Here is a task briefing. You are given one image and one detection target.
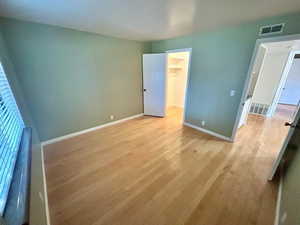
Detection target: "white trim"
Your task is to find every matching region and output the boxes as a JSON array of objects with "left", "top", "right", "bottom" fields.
[
  {"left": 42, "top": 113, "right": 143, "bottom": 146},
  {"left": 231, "top": 33, "right": 300, "bottom": 141},
  {"left": 274, "top": 172, "right": 283, "bottom": 225},
  {"left": 184, "top": 122, "right": 233, "bottom": 142},
  {"left": 41, "top": 148, "right": 51, "bottom": 225},
  {"left": 166, "top": 48, "right": 192, "bottom": 122}
]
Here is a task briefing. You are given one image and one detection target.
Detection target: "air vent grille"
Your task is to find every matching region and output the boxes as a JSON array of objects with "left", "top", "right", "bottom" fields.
[
  {"left": 259, "top": 23, "right": 285, "bottom": 36},
  {"left": 250, "top": 103, "right": 269, "bottom": 116}
]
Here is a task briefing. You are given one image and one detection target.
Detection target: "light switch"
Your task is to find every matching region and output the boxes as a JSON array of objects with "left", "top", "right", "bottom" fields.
[{"left": 230, "top": 90, "right": 236, "bottom": 97}]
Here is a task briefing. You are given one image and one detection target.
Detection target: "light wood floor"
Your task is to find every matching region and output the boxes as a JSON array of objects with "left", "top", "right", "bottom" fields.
[
  {"left": 44, "top": 107, "right": 290, "bottom": 225},
  {"left": 275, "top": 103, "right": 297, "bottom": 121}
]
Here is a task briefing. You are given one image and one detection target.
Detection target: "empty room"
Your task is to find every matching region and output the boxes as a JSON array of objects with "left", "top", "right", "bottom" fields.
[{"left": 0, "top": 1, "right": 300, "bottom": 225}]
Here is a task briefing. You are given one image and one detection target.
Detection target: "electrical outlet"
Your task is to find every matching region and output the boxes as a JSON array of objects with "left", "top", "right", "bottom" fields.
[
  {"left": 110, "top": 115, "right": 114, "bottom": 120},
  {"left": 201, "top": 120, "right": 206, "bottom": 126},
  {"left": 281, "top": 212, "right": 287, "bottom": 224}
]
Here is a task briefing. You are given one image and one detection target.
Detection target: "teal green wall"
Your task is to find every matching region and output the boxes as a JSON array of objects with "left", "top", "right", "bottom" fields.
[
  {"left": 0, "top": 28, "right": 47, "bottom": 225},
  {"left": 2, "top": 14, "right": 300, "bottom": 140},
  {"left": 152, "top": 13, "right": 300, "bottom": 137},
  {"left": 1, "top": 13, "right": 300, "bottom": 225},
  {"left": 0, "top": 18, "right": 150, "bottom": 141}
]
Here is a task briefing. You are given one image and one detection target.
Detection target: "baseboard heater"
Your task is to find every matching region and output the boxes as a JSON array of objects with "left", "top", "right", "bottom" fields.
[
  {"left": 2, "top": 128, "right": 32, "bottom": 225},
  {"left": 249, "top": 103, "right": 269, "bottom": 116}
]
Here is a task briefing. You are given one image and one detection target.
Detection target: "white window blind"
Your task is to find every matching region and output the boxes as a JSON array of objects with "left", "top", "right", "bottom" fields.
[{"left": 0, "top": 62, "right": 24, "bottom": 215}]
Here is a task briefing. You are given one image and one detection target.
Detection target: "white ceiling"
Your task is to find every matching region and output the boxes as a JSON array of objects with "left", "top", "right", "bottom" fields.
[{"left": 0, "top": 0, "right": 300, "bottom": 41}]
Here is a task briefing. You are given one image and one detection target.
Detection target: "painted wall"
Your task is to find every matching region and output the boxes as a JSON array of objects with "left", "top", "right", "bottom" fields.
[
  {"left": 279, "top": 59, "right": 300, "bottom": 105},
  {"left": 252, "top": 48, "right": 290, "bottom": 105},
  {"left": 166, "top": 70, "right": 177, "bottom": 107},
  {"left": 1, "top": 13, "right": 300, "bottom": 225},
  {"left": 0, "top": 18, "right": 150, "bottom": 141},
  {"left": 0, "top": 29, "right": 47, "bottom": 225},
  {"left": 151, "top": 13, "right": 300, "bottom": 137}
]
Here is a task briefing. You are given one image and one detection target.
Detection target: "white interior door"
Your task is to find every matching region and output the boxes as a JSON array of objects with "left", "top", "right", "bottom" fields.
[
  {"left": 238, "top": 97, "right": 252, "bottom": 128},
  {"left": 143, "top": 53, "right": 167, "bottom": 117},
  {"left": 269, "top": 100, "right": 300, "bottom": 180}
]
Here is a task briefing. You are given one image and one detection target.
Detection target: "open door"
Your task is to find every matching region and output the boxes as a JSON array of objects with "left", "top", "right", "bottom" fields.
[
  {"left": 143, "top": 53, "right": 167, "bottom": 117},
  {"left": 238, "top": 97, "right": 252, "bottom": 128},
  {"left": 269, "top": 100, "right": 300, "bottom": 180}
]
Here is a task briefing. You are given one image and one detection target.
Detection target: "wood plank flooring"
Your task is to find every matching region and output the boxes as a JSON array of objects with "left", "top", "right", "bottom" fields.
[
  {"left": 276, "top": 103, "right": 297, "bottom": 121},
  {"left": 44, "top": 107, "right": 290, "bottom": 225}
]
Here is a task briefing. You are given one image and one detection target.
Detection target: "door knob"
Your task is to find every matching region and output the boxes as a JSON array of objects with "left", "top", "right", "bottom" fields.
[{"left": 285, "top": 122, "right": 300, "bottom": 128}]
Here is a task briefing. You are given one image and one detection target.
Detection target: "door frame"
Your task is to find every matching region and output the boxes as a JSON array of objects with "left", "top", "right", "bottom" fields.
[
  {"left": 231, "top": 34, "right": 300, "bottom": 141},
  {"left": 268, "top": 50, "right": 300, "bottom": 117},
  {"left": 165, "top": 48, "right": 192, "bottom": 122}
]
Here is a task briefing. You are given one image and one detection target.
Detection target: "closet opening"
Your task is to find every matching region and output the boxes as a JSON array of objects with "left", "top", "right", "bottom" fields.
[{"left": 166, "top": 50, "right": 191, "bottom": 122}]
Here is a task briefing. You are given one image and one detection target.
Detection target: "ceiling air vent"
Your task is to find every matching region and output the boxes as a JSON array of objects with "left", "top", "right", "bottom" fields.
[{"left": 259, "top": 23, "right": 285, "bottom": 36}]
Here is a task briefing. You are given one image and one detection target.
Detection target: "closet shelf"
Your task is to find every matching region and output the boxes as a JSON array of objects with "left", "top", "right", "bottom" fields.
[
  {"left": 170, "top": 56, "right": 185, "bottom": 60},
  {"left": 168, "top": 65, "right": 182, "bottom": 69}
]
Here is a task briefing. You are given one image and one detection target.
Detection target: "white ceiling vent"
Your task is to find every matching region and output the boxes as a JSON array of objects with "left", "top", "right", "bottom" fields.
[{"left": 259, "top": 23, "right": 285, "bottom": 36}]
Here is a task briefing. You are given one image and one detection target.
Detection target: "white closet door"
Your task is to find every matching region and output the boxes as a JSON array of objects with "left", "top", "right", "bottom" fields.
[{"left": 143, "top": 53, "right": 167, "bottom": 117}]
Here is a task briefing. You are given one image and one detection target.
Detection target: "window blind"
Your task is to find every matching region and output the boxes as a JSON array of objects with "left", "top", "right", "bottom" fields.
[{"left": 0, "top": 62, "right": 24, "bottom": 216}]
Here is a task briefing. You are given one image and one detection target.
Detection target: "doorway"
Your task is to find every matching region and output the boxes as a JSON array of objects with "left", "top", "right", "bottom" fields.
[
  {"left": 238, "top": 40, "right": 300, "bottom": 126},
  {"left": 232, "top": 35, "right": 300, "bottom": 180},
  {"left": 143, "top": 49, "right": 191, "bottom": 123},
  {"left": 276, "top": 53, "right": 300, "bottom": 121},
  {"left": 166, "top": 50, "right": 191, "bottom": 120}
]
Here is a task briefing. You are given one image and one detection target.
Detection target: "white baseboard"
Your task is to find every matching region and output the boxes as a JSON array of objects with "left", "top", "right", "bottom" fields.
[
  {"left": 41, "top": 148, "right": 51, "bottom": 225},
  {"left": 41, "top": 113, "right": 144, "bottom": 146},
  {"left": 274, "top": 173, "right": 283, "bottom": 225},
  {"left": 183, "top": 122, "right": 233, "bottom": 142}
]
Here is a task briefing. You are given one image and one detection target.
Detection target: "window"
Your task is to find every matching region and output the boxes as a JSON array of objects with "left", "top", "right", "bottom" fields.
[{"left": 0, "top": 62, "right": 24, "bottom": 215}]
